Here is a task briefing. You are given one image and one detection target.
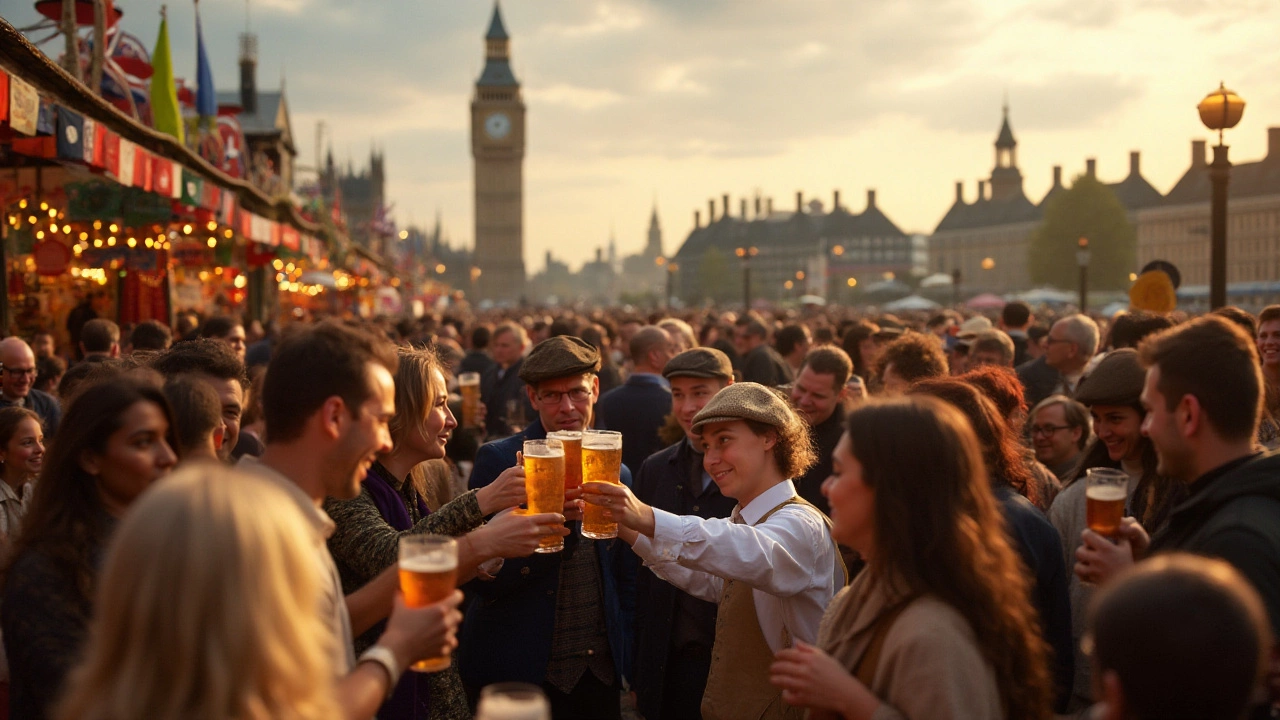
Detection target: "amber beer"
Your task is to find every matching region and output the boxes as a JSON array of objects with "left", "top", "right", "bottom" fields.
[
  {"left": 459, "top": 372, "right": 481, "bottom": 428},
  {"left": 1086, "top": 467, "right": 1128, "bottom": 540},
  {"left": 582, "top": 430, "right": 623, "bottom": 539},
  {"left": 523, "top": 439, "right": 566, "bottom": 553},
  {"left": 398, "top": 535, "right": 458, "bottom": 672},
  {"left": 547, "top": 431, "right": 583, "bottom": 491}
]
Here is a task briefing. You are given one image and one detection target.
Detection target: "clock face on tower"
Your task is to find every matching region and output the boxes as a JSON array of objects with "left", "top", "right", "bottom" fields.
[{"left": 485, "top": 113, "right": 511, "bottom": 140}]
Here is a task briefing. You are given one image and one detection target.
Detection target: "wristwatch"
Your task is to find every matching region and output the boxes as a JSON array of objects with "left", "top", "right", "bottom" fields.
[{"left": 358, "top": 644, "right": 401, "bottom": 699}]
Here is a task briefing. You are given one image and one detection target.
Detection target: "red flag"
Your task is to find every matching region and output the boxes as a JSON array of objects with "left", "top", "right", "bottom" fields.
[
  {"left": 103, "top": 131, "right": 120, "bottom": 176},
  {"left": 281, "top": 225, "right": 300, "bottom": 251},
  {"left": 133, "top": 147, "right": 152, "bottom": 191},
  {"left": 0, "top": 69, "right": 8, "bottom": 123},
  {"left": 152, "top": 155, "right": 174, "bottom": 197}
]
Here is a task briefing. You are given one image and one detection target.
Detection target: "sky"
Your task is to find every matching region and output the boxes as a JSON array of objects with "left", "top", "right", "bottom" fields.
[{"left": 5, "top": 0, "right": 1280, "bottom": 273}]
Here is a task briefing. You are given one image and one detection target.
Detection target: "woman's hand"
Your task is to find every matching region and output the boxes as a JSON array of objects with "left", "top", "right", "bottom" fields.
[
  {"left": 1075, "top": 520, "right": 1144, "bottom": 586},
  {"left": 472, "top": 507, "right": 567, "bottom": 559},
  {"left": 581, "top": 481, "right": 656, "bottom": 538},
  {"left": 770, "top": 642, "right": 880, "bottom": 719},
  {"left": 476, "top": 452, "right": 527, "bottom": 516}
]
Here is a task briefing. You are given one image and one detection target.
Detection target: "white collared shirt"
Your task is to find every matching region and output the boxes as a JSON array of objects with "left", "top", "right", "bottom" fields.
[{"left": 632, "top": 479, "right": 839, "bottom": 653}]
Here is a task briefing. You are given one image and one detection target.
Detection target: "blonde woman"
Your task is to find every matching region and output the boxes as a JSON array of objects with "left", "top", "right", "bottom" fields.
[{"left": 58, "top": 465, "right": 342, "bottom": 720}]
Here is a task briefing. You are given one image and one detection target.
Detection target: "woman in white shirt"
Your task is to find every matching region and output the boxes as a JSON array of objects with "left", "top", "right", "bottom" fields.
[{"left": 583, "top": 382, "right": 842, "bottom": 720}]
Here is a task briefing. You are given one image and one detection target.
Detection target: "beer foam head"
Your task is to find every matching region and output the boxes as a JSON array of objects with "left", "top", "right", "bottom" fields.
[
  {"left": 477, "top": 695, "right": 549, "bottom": 720},
  {"left": 523, "top": 446, "right": 564, "bottom": 458},
  {"left": 1086, "top": 484, "right": 1127, "bottom": 502},
  {"left": 582, "top": 430, "right": 622, "bottom": 449},
  {"left": 401, "top": 553, "right": 458, "bottom": 573},
  {"left": 547, "top": 430, "right": 582, "bottom": 442}
]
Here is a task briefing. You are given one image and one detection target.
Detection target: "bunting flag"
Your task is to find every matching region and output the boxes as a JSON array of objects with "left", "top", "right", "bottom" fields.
[
  {"left": 0, "top": 69, "right": 8, "bottom": 122},
  {"left": 103, "top": 131, "right": 121, "bottom": 177},
  {"left": 117, "top": 139, "right": 136, "bottom": 185},
  {"left": 35, "top": 100, "right": 55, "bottom": 135},
  {"left": 180, "top": 169, "right": 202, "bottom": 206},
  {"left": 152, "top": 155, "right": 176, "bottom": 197},
  {"left": 194, "top": 0, "right": 217, "bottom": 120},
  {"left": 149, "top": 11, "right": 184, "bottom": 143},
  {"left": 8, "top": 75, "right": 38, "bottom": 135},
  {"left": 56, "top": 108, "right": 85, "bottom": 162},
  {"left": 132, "top": 146, "right": 152, "bottom": 191}
]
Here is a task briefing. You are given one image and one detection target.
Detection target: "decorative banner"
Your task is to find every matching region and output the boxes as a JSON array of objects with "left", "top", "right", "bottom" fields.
[
  {"left": 152, "top": 155, "right": 175, "bottom": 197},
  {"left": 179, "top": 168, "right": 202, "bottom": 205},
  {"left": 8, "top": 75, "right": 38, "bottom": 135},
  {"left": 200, "top": 182, "right": 220, "bottom": 212},
  {"left": 218, "top": 190, "right": 237, "bottom": 225},
  {"left": 0, "top": 69, "right": 8, "bottom": 122},
  {"left": 56, "top": 107, "right": 85, "bottom": 162},
  {"left": 117, "top": 139, "right": 136, "bottom": 185},
  {"left": 103, "top": 131, "right": 121, "bottom": 176},
  {"left": 66, "top": 180, "right": 124, "bottom": 221},
  {"left": 10, "top": 136, "right": 56, "bottom": 158},
  {"left": 122, "top": 186, "right": 172, "bottom": 227},
  {"left": 83, "top": 118, "right": 106, "bottom": 167},
  {"left": 35, "top": 99, "right": 54, "bottom": 135},
  {"left": 32, "top": 239, "right": 71, "bottom": 276},
  {"left": 132, "top": 146, "right": 152, "bottom": 191},
  {"left": 281, "top": 224, "right": 299, "bottom": 252}
]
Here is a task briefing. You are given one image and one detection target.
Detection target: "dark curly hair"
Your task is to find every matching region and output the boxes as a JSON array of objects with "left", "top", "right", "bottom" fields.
[{"left": 874, "top": 332, "right": 948, "bottom": 385}]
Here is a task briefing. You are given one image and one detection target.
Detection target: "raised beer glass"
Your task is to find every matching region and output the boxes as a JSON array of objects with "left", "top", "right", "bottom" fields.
[
  {"left": 476, "top": 682, "right": 551, "bottom": 720},
  {"left": 459, "top": 372, "right": 481, "bottom": 428},
  {"left": 523, "top": 438, "right": 566, "bottom": 553},
  {"left": 582, "top": 429, "right": 623, "bottom": 539},
  {"left": 398, "top": 535, "right": 458, "bottom": 672},
  {"left": 546, "top": 430, "right": 583, "bottom": 491},
  {"left": 1086, "top": 467, "right": 1128, "bottom": 540}
]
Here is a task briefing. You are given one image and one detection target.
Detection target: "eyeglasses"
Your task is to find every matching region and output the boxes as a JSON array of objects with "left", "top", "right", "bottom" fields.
[
  {"left": 535, "top": 388, "right": 591, "bottom": 407},
  {"left": 1030, "top": 424, "right": 1072, "bottom": 437},
  {"left": 0, "top": 367, "right": 36, "bottom": 377}
]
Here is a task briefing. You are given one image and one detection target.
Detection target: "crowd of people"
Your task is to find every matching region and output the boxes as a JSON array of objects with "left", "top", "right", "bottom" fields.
[{"left": 0, "top": 297, "right": 1276, "bottom": 720}]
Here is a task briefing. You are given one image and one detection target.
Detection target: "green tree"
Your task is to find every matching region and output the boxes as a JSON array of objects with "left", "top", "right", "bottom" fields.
[{"left": 1029, "top": 174, "right": 1136, "bottom": 291}]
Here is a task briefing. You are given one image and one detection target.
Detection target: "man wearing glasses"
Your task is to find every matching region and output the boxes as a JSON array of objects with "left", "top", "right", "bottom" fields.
[
  {"left": 463, "top": 335, "right": 635, "bottom": 720},
  {"left": 1017, "top": 314, "right": 1100, "bottom": 407},
  {"left": 0, "top": 337, "right": 61, "bottom": 437},
  {"left": 1029, "top": 395, "right": 1091, "bottom": 482}
]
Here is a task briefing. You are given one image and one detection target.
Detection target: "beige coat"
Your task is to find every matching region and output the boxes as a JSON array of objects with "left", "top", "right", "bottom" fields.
[{"left": 815, "top": 573, "right": 1004, "bottom": 720}]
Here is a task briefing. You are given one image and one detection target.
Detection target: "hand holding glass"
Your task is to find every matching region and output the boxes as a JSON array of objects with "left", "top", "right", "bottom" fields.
[{"left": 398, "top": 535, "right": 458, "bottom": 672}]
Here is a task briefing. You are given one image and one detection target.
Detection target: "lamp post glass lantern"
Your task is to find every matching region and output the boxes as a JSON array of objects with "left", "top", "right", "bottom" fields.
[
  {"left": 735, "top": 246, "right": 757, "bottom": 309},
  {"left": 1076, "top": 237, "right": 1091, "bottom": 312},
  {"left": 1197, "top": 82, "right": 1246, "bottom": 310}
]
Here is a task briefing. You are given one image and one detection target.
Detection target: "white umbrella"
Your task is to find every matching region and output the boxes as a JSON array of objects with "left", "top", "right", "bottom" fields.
[
  {"left": 883, "top": 294, "right": 941, "bottom": 311},
  {"left": 919, "top": 272, "right": 955, "bottom": 288},
  {"left": 799, "top": 294, "right": 827, "bottom": 306}
]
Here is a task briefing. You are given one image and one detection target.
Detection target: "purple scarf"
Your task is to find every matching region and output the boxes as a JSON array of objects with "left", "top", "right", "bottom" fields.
[{"left": 363, "top": 462, "right": 431, "bottom": 531}]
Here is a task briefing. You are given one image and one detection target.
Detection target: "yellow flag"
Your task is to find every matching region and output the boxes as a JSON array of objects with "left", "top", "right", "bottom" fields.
[{"left": 150, "top": 11, "right": 184, "bottom": 144}]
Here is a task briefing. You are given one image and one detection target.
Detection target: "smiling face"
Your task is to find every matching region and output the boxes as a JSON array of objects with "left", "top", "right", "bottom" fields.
[
  {"left": 85, "top": 400, "right": 177, "bottom": 517},
  {"left": 404, "top": 368, "right": 458, "bottom": 461},
  {"left": 0, "top": 417, "right": 44, "bottom": 485},
  {"left": 1140, "top": 365, "right": 1193, "bottom": 482},
  {"left": 790, "top": 366, "right": 842, "bottom": 427},
  {"left": 330, "top": 363, "right": 396, "bottom": 500},
  {"left": 700, "top": 419, "right": 775, "bottom": 503},
  {"left": 1030, "top": 402, "right": 1083, "bottom": 467},
  {"left": 1258, "top": 320, "right": 1280, "bottom": 371},
  {"left": 196, "top": 374, "right": 243, "bottom": 462},
  {"left": 1090, "top": 403, "right": 1145, "bottom": 465},
  {"left": 0, "top": 341, "right": 36, "bottom": 401},
  {"left": 670, "top": 376, "right": 728, "bottom": 441},
  {"left": 822, "top": 432, "right": 875, "bottom": 556}
]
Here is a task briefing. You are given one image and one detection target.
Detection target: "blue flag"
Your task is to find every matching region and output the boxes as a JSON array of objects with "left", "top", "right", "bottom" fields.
[{"left": 195, "top": 1, "right": 217, "bottom": 119}]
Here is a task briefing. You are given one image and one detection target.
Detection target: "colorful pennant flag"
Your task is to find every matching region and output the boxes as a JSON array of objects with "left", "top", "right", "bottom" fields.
[
  {"left": 117, "top": 139, "right": 136, "bottom": 185},
  {"left": 194, "top": 0, "right": 217, "bottom": 121},
  {"left": 150, "top": 10, "right": 184, "bottom": 143},
  {"left": 56, "top": 107, "right": 85, "bottom": 162},
  {"left": 8, "top": 75, "right": 38, "bottom": 136}
]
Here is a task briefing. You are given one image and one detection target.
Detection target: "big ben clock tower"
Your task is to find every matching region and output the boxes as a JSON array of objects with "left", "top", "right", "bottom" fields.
[{"left": 471, "top": 2, "right": 526, "bottom": 302}]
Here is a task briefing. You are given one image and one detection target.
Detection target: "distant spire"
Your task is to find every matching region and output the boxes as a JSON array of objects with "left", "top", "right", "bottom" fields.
[
  {"left": 486, "top": 2, "right": 509, "bottom": 41},
  {"left": 995, "top": 99, "right": 1016, "bottom": 149}
]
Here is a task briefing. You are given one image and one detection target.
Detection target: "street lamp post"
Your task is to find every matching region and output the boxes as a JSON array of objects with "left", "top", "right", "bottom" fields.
[
  {"left": 951, "top": 268, "right": 961, "bottom": 307},
  {"left": 735, "top": 246, "right": 758, "bottom": 309},
  {"left": 1197, "top": 82, "right": 1246, "bottom": 310},
  {"left": 666, "top": 262, "right": 678, "bottom": 308},
  {"left": 1077, "top": 237, "right": 1091, "bottom": 312}
]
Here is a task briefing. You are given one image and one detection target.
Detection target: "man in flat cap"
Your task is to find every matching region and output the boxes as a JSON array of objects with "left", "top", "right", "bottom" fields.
[
  {"left": 630, "top": 348, "right": 737, "bottom": 720},
  {"left": 461, "top": 335, "right": 635, "bottom": 719}
]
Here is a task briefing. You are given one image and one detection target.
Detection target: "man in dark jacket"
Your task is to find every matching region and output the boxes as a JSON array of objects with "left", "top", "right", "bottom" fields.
[
  {"left": 1076, "top": 316, "right": 1280, "bottom": 717},
  {"left": 1016, "top": 314, "right": 1099, "bottom": 407},
  {"left": 460, "top": 324, "right": 497, "bottom": 377},
  {"left": 733, "top": 315, "right": 793, "bottom": 387},
  {"left": 463, "top": 336, "right": 634, "bottom": 719},
  {"left": 481, "top": 322, "right": 535, "bottom": 438},
  {"left": 788, "top": 346, "right": 852, "bottom": 516},
  {"left": 598, "top": 326, "right": 673, "bottom": 473},
  {"left": 631, "top": 348, "right": 736, "bottom": 720}
]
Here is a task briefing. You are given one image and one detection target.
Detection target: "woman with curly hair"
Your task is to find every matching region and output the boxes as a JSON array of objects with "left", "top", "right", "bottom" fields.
[
  {"left": 582, "top": 382, "right": 843, "bottom": 720},
  {"left": 769, "top": 397, "right": 1054, "bottom": 719}
]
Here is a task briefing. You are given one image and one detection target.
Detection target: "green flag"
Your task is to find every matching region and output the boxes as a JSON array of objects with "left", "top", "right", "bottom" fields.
[{"left": 150, "top": 11, "right": 184, "bottom": 144}]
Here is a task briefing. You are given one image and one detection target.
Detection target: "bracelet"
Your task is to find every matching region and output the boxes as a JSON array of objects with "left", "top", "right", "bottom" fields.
[{"left": 358, "top": 644, "right": 401, "bottom": 700}]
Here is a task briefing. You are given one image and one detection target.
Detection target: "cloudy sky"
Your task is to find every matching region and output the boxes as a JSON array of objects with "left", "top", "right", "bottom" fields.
[{"left": 6, "top": 0, "right": 1279, "bottom": 272}]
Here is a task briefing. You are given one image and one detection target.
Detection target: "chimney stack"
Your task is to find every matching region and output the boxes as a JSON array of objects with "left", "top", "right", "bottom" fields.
[
  {"left": 1129, "top": 151, "right": 1141, "bottom": 176},
  {"left": 754, "top": 197, "right": 762, "bottom": 216},
  {"left": 708, "top": 199, "right": 716, "bottom": 223},
  {"left": 1192, "top": 140, "right": 1207, "bottom": 168},
  {"left": 596, "top": 247, "right": 603, "bottom": 262},
  {"left": 694, "top": 210, "right": 701, "bottom": 228},
  {"left": 977, "top": 180, "right": 987, "bottom": 201},
  {"left": 1086, "top": 158, "right": 1097, "bottom": 178},
  {"left": 833, "top": 189, "right": 841, "bottom": 210},
  {"left": 955, "top": 181, "right": 964, "bottom": 203},
  {"left": 866, "top": 189, "right": 877, "bottom": 209},
  {"left": 796, "top": 191, "right": 804, "bottom": 213},
  {"left": 1268, "top": 127, "right": 1280, "bottom": 160},
  {"left": 722, "top": 193, "right": 730, "bottom": 219},
  {"left": 1053, "top": 165, "right": 1062, "bottom": 187},
  {"left": 740, "top": 198, "right": 748, "bottom": 219},
  {"left": 767, "top": 197, "right": 774, "bottom": 215}
]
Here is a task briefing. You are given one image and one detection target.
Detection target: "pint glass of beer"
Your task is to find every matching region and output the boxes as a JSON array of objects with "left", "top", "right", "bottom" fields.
[
  {"left": 523, "top": 439, "right": 566, "bottom": 553},
  {"left": 1085, "top": 467, "right": 1128, "bottom": 540},
  {"left": 476, "top": 683, "right": 551, "bottom": 720},
  {"left": 398, "top": 535, "right": 459, "bottom": 672},
  {"left": 582, "top": 430, "right": 623, "bottom": 539},
  {"left": 459, "top": 372, "right": 481, "bottom": 428},
  {"left": 547, "top": 430, "right": 583, "bottom": 491}
]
